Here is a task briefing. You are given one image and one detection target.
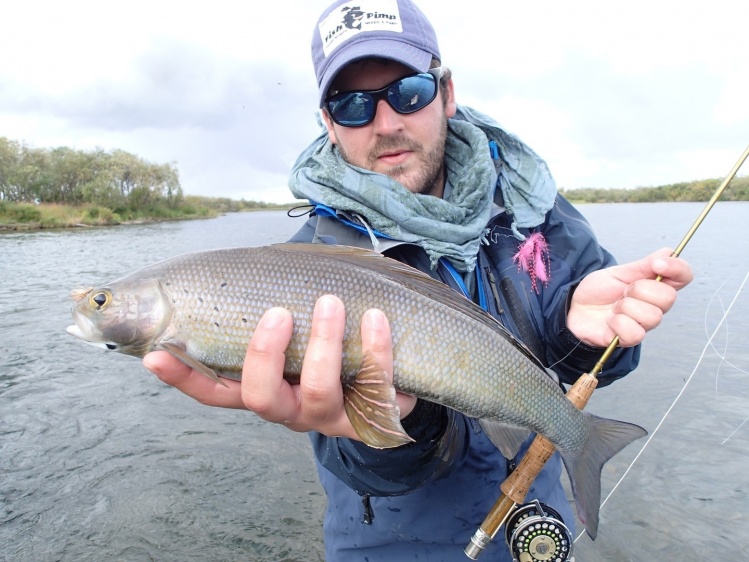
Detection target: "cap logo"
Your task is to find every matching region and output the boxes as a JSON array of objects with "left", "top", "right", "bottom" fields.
[{"left": 318, "top": 0, "right": 403, "bottom": 57}]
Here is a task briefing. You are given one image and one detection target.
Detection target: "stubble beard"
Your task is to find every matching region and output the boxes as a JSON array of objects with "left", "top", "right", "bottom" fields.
[{"left": 338, "top": 117, "right": 449, "bottom": 197}]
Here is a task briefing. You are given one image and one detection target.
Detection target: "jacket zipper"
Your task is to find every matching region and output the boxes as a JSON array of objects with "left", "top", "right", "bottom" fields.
[
  {"left": 361, "top": 494, "right": 374, "bottom": 524},
  {"left": 484, "top": 267, "right": 503, "bottom": 314}
]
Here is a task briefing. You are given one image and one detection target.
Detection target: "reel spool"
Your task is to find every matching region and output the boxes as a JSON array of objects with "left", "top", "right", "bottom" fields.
[{"left": 504, "top": 500, "right": 573, "bottom": 562}]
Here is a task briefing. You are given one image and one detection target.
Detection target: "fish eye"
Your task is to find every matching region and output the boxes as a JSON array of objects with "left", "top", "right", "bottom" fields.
[{"left": 89, "top": 290, "right": 112, "bottom": 310}]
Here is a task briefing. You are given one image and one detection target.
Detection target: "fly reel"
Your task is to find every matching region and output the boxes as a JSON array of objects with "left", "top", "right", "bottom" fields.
[{"left": 504, "top": 500, "right": 573, "bottom": 562}]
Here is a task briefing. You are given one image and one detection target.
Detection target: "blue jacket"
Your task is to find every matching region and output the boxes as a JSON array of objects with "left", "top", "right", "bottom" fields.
[{"left": 288, "top": 194, "right": 640, "bottom": 561}]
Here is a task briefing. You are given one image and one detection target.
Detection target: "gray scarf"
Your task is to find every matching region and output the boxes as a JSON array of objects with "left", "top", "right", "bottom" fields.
[{"left": 288, "top": 105, "right": 556, "bottom": 272}]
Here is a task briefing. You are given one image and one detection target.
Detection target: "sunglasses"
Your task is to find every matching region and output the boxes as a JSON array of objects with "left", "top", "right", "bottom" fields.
[{"left": 324, "top": 67, "right": 444, "bottom": 127}]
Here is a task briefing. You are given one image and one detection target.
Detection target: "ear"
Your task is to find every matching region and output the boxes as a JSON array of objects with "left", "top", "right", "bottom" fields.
[
  {"left": 443, "top": 77, "right": 457, "bottom": 119},
  {"left": 320, "top": 109, "right": 339, "bottom": 145}
]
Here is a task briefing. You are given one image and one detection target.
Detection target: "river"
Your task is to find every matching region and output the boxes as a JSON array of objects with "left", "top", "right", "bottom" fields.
[{"left": 1, "top": 203, "right": 747, "bottom": 561}]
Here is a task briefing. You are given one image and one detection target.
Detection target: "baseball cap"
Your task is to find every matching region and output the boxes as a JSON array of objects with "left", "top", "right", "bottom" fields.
[{"left": 312, "top": 0, "right": 441, "bottom": 107}]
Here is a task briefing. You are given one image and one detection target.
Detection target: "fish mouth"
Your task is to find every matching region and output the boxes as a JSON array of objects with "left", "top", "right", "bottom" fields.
[
  {"left": 66, "top": 323, "right": 87, "bottom": 340},
  {"left": 66, "top": 314, "right": 119, "bottom": 351}
]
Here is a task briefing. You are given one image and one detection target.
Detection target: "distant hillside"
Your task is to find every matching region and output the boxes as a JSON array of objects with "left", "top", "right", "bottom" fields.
[{"left": 559, "top": 176, "right": 749, "bottom": 203}]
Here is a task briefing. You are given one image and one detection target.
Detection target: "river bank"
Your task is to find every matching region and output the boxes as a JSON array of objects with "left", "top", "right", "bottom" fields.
[{"left": 0, "top": 201, "right": 297, "bottom": 231}]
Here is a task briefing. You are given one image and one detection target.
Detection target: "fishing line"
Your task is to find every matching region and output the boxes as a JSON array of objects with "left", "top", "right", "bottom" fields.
[
  {"left": 722, "top": 418, "right": 749, "bottom": 445},
  {"left": 465, "top": 146, "right": 749, "bottom": 559},
  {"left": 573, "top": 269, "right": 749, "bottom": 543},
  {"left": 707, "top": 277, "right": 749, "bottom": 381},
  {"left": 708, "top": 278, "right": 731, "bottom": 396},
  {"left": 712, "top": 272, "right": 749, "bottom": 444},
  {"left": 547, "top": 339, "right": 583, "bottom": 370}
]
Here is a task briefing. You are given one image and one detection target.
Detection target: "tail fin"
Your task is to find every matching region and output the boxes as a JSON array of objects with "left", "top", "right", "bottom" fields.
[{"left": 560, "top": 413, "right": 647, "bottom": 540}]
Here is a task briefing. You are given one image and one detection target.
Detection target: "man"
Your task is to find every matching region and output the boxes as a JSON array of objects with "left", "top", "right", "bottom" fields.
[{"left": 144, "top": 1, "right": 693, "bottom": 560}]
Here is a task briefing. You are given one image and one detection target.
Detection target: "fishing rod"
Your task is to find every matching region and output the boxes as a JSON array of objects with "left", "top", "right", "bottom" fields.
[{"left": 464, "top": 145, "right": 749, "bottom": 562}]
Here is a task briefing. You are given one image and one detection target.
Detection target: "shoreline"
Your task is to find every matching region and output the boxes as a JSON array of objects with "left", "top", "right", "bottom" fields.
[
  {"left": 0, "top": 216, "right": 210, "bottom": 232},
  {"left": 0, "top": 206, "right": 298, "bottom": 233}
]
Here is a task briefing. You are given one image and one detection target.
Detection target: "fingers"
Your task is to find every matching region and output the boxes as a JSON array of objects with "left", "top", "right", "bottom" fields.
[
  {"left": 608, "top": 269, "right": 683, "bottom": 346},
  {"left": 146, "top": 295, "right": 405, "bottom": 441},
  {"left": 144, "top": 350, "right": 192, "bottom": 385},
  {"left": 608, "top": 248, "right": 692, "bottom": 289},
  {"left": 649, "top": 250, "right": 693, "bottom": 289},
  {"left": 361, "top": 308, "right": 392, "bottom": 375},
  {"left": 363, "top": 308, "right": 417, "bottom": 418},
  {"left": 143, "top": 351, "right": 246, "bottom": 409},
  {"left": 569, "top": 246, "right": 694, "bottom": 347},
  {"left": 241, "top": 295, "right": 354, "bottom": 438},
  {"left": 297, "top": 295, "right": 347, "bottom": 426},
  {"left": 625, "top": 276, "right": 677, "bottom": 315},
  {"left": 610, "top": 292, "right": 662, "bottom": 347},
  {"left": 240, "top": 306, "right": 298, "bottom": 423}
]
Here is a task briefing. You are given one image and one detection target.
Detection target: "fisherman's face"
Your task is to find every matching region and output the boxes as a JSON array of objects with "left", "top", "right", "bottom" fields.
[{"left": 321, "top": 59, "right": 456, "bottom": 198}]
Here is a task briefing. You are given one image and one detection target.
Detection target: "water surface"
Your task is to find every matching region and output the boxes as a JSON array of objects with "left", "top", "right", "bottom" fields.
[{"left": 1, "top": 203, "right": 747, "bottom": 561}]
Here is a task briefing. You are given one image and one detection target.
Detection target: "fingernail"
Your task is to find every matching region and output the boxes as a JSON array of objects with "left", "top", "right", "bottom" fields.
[
  {"left": 259, "top": 307, "right": 285, "bottom": 330},
  {"left": 315, "top": 295, "right": 339, "bottom": 319},
  {"left": 363, "top": 309, "right": 386, "bottom": 331},
  {"left": 653, "top": 258, "right": 667, "bottom": 271}
]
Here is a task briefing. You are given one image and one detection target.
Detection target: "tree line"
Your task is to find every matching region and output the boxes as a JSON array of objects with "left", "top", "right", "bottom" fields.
[
  {"left": 0, "top": 137, "right": 183, "bottom": 213},
  {"left": 560, "top": 176, "right": 749, "bottom": 203},
  {"left": 2, "top": 135, "right": 745, "bottom": 224}
]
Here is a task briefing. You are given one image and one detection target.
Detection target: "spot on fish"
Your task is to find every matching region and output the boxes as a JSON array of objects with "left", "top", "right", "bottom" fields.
[
  {"left": 242, "top": 318, "right": 248, "bottom": 323},
  {"left": 214, "top": 322, "right": 220, "bottom": 327},
  {"left": 214, "top": 306, "right": 219, "bottom": 312},
  {"left": 221, "top": 282, "right": 227, "bottom": 288},
  {"left": 198, "top": 297, "right": 203, "bottom": 303}
]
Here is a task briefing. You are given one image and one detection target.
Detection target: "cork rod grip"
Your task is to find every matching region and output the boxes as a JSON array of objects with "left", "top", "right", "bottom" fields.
[{"left": 500, "top": 373, "right": 599, "bottom": 504}]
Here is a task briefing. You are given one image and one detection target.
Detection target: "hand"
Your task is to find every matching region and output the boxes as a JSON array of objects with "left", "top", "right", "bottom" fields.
[
  {"left": 567, "top": 248, "right": 693, "bottom": 348},
  {"left": 143, "top": 295, "right": 417, "bottom": 440}
]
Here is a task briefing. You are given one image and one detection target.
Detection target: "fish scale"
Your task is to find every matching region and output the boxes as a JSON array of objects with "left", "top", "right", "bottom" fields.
[
  {"left": 161, "top": 246, "right": 571, "bottom": 440},
  {"left": 67, "top": 242, "right": 647, "bottom": 538}
]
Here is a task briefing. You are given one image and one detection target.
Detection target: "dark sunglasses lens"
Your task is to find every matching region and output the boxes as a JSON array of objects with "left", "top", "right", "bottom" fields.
[
  {"left": 327, "top": 72, "right": 438, "bottom": 126},
  {"left": 327, "top": 93, "right": 375, "bottom": 127},
  {"left": 388, "top": 73, "right": 437, "bottom": 114}
]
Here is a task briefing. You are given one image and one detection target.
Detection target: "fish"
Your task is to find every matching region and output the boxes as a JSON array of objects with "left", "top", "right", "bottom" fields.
[{"left": 66, "top": 242, "right": 646, "bottom": 539}]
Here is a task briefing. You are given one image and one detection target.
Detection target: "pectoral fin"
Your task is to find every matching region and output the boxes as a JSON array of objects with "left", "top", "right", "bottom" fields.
[
  {"left": 343, "top": 351, "right": 414, "bottom": 449},
  {"left": 479, "top": 419, "right": 530, "bottom": 459},
  {"left": 160, "top": 341, "right": 228, "bottom": 388}
]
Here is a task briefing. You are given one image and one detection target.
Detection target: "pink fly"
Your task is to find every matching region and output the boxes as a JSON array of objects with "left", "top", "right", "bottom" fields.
[{"left": 512, "top": 232, "right": 550, "bottom": 293}]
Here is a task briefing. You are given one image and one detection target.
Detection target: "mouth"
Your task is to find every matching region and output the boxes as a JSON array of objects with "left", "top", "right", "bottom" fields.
[
  {"left": 376, "top": 149, "right": 412, "bottom": 166},
  {"left": 66, "top": 323, "right": 87, "bottom": 340},
  {"left": 67, "top": 313, "right": 118, "bottom": 350}
]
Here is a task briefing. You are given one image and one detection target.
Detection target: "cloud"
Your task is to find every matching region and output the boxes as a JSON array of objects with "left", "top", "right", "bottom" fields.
[
  {"left": 1, "top": 0, "right": 747, "bottom": 202},
  {"left": 0, "top": 37, "right": 323, "bottom": 202}
]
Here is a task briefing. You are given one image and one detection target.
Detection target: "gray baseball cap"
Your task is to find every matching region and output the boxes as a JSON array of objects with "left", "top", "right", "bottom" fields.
[{"left": 312, "top": 0, "right": 441, "bottom": 107}]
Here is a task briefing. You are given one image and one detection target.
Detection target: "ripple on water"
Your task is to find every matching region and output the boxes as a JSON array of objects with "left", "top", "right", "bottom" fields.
[{"left": 8, "top": 207, "right": 747, "bottom": 561}]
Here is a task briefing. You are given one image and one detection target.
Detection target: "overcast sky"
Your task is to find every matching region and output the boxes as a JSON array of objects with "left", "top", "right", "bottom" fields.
[{"left": 1, "top": 0, "right": 747, "bottom": 203}]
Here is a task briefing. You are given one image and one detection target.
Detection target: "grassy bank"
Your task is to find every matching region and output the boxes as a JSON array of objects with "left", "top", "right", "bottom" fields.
[
  {"left": 0, "top": 201, "right": 219, "bottom": 231},
  {"left": 0, "top": 197, "right": 300, "bottom": 231}
]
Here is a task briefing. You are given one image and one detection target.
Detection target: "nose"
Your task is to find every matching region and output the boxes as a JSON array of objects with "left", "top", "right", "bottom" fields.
[{"left": 370, "top": 99, "right": 404, "bottom": 135}]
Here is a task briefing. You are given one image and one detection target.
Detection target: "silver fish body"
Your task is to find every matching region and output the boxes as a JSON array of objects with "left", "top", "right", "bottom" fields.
[{"left": 67, "top": 243, "right": 646, "bottom": 538}]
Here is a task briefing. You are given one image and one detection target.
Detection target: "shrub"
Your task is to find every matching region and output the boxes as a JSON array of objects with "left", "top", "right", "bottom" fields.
[
  {"left": 39, "top": 216, "right": 62, "bottom": 228},
  {"left": 13, "top": 204, "right": 42, "bottom": 222}
]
